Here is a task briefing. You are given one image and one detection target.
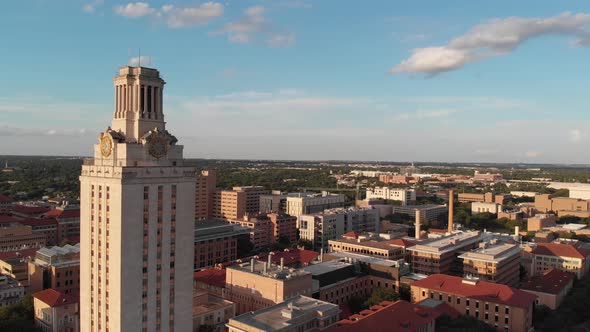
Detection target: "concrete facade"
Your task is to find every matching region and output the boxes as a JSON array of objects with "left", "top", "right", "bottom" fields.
[{"left": 80, "top": 66, "right": 195, "bottom": 332}]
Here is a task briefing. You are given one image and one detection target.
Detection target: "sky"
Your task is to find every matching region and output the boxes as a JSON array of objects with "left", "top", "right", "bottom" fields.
[{"left": 1, "top": 1, "right": 590, "bottom": 163}]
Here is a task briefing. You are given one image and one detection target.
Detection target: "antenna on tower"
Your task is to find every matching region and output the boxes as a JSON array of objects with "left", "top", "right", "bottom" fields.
[{"left": 138, "top": 48, "right": 141, "bottom": 67}]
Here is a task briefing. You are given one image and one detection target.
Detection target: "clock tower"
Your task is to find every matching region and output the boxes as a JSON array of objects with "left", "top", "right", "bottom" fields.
[{"left": 80, "top": 66, "right": 195, "bottom": 332}]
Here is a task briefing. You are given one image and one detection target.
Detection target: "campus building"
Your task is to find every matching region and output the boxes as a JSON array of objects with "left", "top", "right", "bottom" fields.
[
  {"left": 411, "top": 274, "right": 536, "bottom": 332},
  {"left": 458, "top": 240, "right": 521, "bottom": 287},
  {"left": 298, "top": 207, "right": 380, "bottom": 250},
  {"left": 79, "top": 65, "right": 195, "bottom": 331},
  {"left": 407, "top": 231, "right": 482, "bottom": 275}
]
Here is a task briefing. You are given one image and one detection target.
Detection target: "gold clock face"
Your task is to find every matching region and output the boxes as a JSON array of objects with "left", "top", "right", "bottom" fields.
[
  {"left": 100, "top": 135, "right": 113, "bottom": 158},
  {"left": 148, "top": 136, "right": 168, "bottom": 159}
]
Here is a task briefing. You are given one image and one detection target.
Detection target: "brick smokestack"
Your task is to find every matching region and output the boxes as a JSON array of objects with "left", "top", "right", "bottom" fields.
[
  {"left": 415, "top": 209, "right": 421, "bottom": 240},
  {"left": 448, "top": 190, "right": 454, "bottom": 233}
]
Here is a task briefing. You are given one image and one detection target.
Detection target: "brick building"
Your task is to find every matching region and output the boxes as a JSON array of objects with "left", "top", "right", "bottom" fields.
[
  {"left": 531, "top": 242, "right": 590, "bottom": 279},
  {"left": 194, "top": 220, "right": 250, "bottom": 270},
  {"left": 27, "top": 244, "right": 80, "bottom": 295},
  {"left": 458, "top": 240, "right": 521, "bottom": 286},
  {"left": 411, "top": 274, "right": 536, "bottom": 332},
  {"left": 195, "top": 170, "right": 217, "bottom": 220}
]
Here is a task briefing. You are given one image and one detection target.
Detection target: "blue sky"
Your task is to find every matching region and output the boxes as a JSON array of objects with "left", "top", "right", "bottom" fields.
[{"left": 1, "top": 1, "right": 590, "bottom": 163}]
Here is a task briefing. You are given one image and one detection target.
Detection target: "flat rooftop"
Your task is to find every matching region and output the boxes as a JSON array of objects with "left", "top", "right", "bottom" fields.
[
  {"left": 326, "top": 251, "right": 406, "bottom": 267},
  {"left": 227, "top": 260, "right": 310, "bottom": 280},
  {"left": 228, "top": 295, "right": 339, "bottom": 331},
  {"left": 302, "top": 260, "right": 352, "bottom": 275},
  {"left": 194, "top": 219, "right": 249, "bottom": 242},
  {"left": 408, "top": 231, "right": 481, "bottom": 255},
  {"left": 458, "top": 242, "right": 521, "bottom": 263}
]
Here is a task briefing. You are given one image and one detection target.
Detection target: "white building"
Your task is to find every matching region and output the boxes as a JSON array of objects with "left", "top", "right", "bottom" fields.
[
  {"left": 0, "top": 275, "right": 24, "bottom": 308},
  {"left": 548, "top": 182, "right": 590, "bottom": 200},
  {"left": 227, "top": 295, "right": 340, "bottom": 332},
  {"left": 286, "top": 193, "right": 347, "bottom": 217},
  {"left": 471, "top": 202, "right": 502, "bottom": 214},
  {"left": 80, "top": 66, "right": 195, "bottom": 332},
  {"left": 298, "top": 207, "right": 379, "bottom": 249},
  {"left": 365, "top": 187, "right": 416, "bottom": 205}
]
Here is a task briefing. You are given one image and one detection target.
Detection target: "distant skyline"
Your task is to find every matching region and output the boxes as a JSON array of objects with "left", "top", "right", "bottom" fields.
[{"left": 1, "top": 1, "right": 590, "bottom": 163}]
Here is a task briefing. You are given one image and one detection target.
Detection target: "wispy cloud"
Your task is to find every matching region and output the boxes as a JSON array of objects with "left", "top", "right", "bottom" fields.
[
  {"left": 391, "top": 109, "right": 459, "bottom": 122},
  {"left": 114, "top": 2, "right": 155, "bottom": 18},
  {"left": 113, "top": 2, "right": 224, "bottom": 27},
  {"left": 390, "top": 12, "right": 590, "bottom": 76},
  {"left": 569, "top": 129, "right": 586, "bottom": 143},
  {"left": 83, "top": 0, "right": 104, "bottom": 13},
  {"left": 214, "top": 6, "right": 295, "bottom": 47}
]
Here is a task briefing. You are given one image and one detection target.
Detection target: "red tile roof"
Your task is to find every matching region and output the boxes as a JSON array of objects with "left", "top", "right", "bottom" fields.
[
  {"left": 194, "top": 268, "right": 226, "bottom": 288},
  {"left": 521, "top": 269, "right": 575, "bottom": 295},
  {"left": 12, "top": 205, "right": 50, "bottom": 215},
  {"left": 258, "top": 248, "right": 319, "bottom": 266},
  {"left": 0, "top": 248, "right": 39, "bottom": 261},
  {"left": 43, "top": 209, "right": 80, "bottom": 219},
  {"left": 342, "top": 231, "right": 359, "bottom": 239},
  {"left": 0, "top": 195, "right": 12, "bottom": 202},
  {"left": 329, "top": 300, "right": 442, "bottom": 332},
  {"left": 388, "top": 238, "right": 416, "bottom": 248},
  {"left": 411, "top": 274, "right": 537, "bottom": 309},
  {"left": 33, "top": 289, "right": 78, "bottom": 307},
  {"left": 532, "top": 242, "right": 590, "bottom": 259}
]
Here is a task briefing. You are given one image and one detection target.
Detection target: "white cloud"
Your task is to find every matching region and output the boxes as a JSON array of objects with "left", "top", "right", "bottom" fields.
[
  {"left": 83, "top": 0, "right": 104, "bottom": 13},
  {"left": 215, "top": 6, "right": 295, "bottom": 47},
  {"left": 569, "top": 129, "right": 585, "bottom": 143},
  {"left": 114, "top": 2, "right": 223, "bottom": 27},
  {"left": 114, "top": 2, "right": 155, "bottom": 18},
  {"left": 159, "top": 2, "right": 224, "bottom": 28},
  {"left": 128, "top": 56, "right": 154, "bottom": 67},
  {"left": 390, "top": 12, "right": 590, "bottom": 76},
  {"left": 267, "top": 33, "right": 296, "bottom": 47},
  {"left": 391, "top": 109, "right": 459, "bottom": 122}
]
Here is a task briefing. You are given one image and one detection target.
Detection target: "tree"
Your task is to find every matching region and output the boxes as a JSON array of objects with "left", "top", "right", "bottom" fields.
[
  {"left": 347, "top": 296, "right": 365, "bottom": 314},
  {"left": 364, "top": 287, "right": 399, "bottom": 307},
  {"left": 297, "top": 239, "right": 313, "bottom": 250},
  {"left": 436, "top": 315, "right": 496, "bottom": 332}
]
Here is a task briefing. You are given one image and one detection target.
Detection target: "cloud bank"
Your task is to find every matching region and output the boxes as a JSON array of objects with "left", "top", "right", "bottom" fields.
[{"left": 390, "top": 12, "right": 590, "bottom": 76}]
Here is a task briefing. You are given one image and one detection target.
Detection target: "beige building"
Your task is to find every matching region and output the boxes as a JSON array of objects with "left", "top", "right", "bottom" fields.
[
  {"left": 195, "top": 170, "right": 217, "bottom": 220},
  {"left": 527, "top": 214, "right": 557, "bottom": 231},
  {"left": 79, "top": 66, "right": 195, "bottom": 332},
  {"left": 224, "top": 259, "right": 313, "bottom": 314},
  {"left": 521, "top": 269, "right": 574, "bottom": 310},
  {"left": 328, "top": 233, "right": 414, "bottom": 262},
  {"left": 534, "top": 194, "right": 590, "bottom": 215},
  {"left": 226, "top": 295, "right": 340, "bottom": 332},
  {"left": 33, "top": 288, "right": 79, "bottom": 332},
  {"left": 0, "top": 223, "right": 47, "bottom": 252},
  {"left": 411, "top": 274, "right": 536, "bottom": 332},
  {"left": 365, "top": 187, "right": 416, "bottom": 205},
  {"left": 407, "top": 231, "right": 481, "bottom": 275},
  {"left": 471, "top": 202, "right": 502, "bottom": 214},
  {"left": 458, "top": 240, "right": 521, "bottom": 286},
  {"left": 298, "top": 207, "right": 380, "bottom": 250},
  {"left": 28, "top": 244, "right": 80, "bottom": 295},
  {"left": 213, "top": 186, "right": 268, "bottom": 221},
  {"left": 458, "top": 192, "right": 506, "bottom": 204},
  {"left": 531, "top": 242, "right": 590, "bottom": 279},
  {"left": 193, "top": 290, "right": 235, "bottom": 332},
  {"left": 286, "top": 193, "right": 347, "bottom": 217}
]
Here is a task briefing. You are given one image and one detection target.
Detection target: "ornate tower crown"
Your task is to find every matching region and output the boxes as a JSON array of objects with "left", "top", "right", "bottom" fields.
[{"left": 110, "top": 66, "right": 166, "bottom": 143}]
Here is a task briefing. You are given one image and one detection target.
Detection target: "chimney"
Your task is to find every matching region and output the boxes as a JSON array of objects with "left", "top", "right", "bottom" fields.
[
  {"left": 515, "top": 226, "right": 519, "bottom": 236},
  {"left": 250, "top": 258, "right": 255, "bottom": 272},
  {"left": 280, "top": 257, "right": 284, "bottom": 270},
  {"left": 415, "top": 209, "right": 421, "bottom": 240},
  {"left": 267, "top": 253, "right": 273, "bottom": 268},
  {"left": 448, "top": 190, "right": 454, "bottom": 233},
  {"left": 320, "top": 248, "right": 324, "bottom": 262}
]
